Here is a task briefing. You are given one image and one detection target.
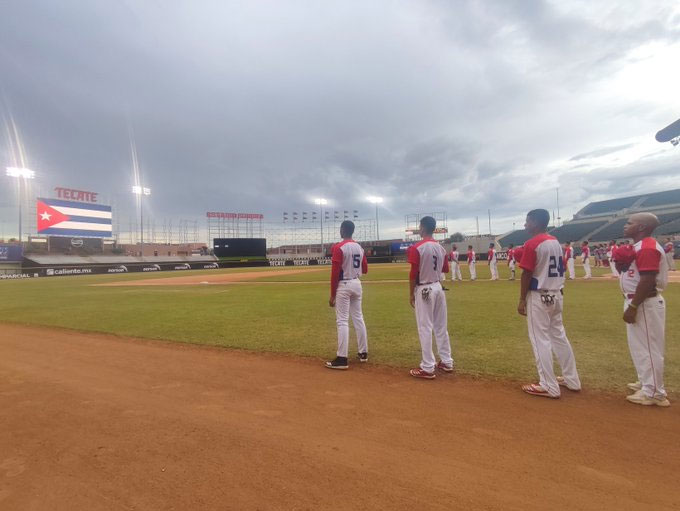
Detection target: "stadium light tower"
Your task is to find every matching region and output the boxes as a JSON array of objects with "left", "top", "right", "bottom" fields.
[
  {"left": 367, "top": 196, "right": 383, "bottom": 241},
  {"left": 314, "top": 198, "right": 327, "bottom": 255},
  {"left": 132, "top": 185, "right": 151, "bottom": 255},
  {"left": 6, "top": 167, "right": 35, "bottom": 242}
]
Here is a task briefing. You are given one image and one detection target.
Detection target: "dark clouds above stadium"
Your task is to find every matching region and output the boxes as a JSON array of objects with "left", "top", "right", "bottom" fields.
[{"left": 1, "top": 0, "right": 679, "bottom": 237}]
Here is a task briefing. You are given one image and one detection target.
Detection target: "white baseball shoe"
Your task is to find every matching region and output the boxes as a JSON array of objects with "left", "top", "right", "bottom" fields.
[
  {"left": 626, "top": 381, "right": 642, "bottom": 391},
  {"left": 625, "top": 391, "right": 670, "bottom": 407}
]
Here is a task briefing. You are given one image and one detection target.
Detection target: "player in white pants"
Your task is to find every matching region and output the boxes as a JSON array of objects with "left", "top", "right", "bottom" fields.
[
  {"left": 581, "top": 241, "right": 591, "bottom": 279},
  {"left": 664, "top": 238, "right": 676, "bottom": 271},
  {"left": 517, "top": 209, "right": 581, "bottom": 398},
  {"left": 488, "top": 243, "right": 498, "bottom": 280},
  {"left": 408, "top": 216, "right": 454, "bottom": 379},
  {"left": 608, "top": 241, "right": 619, "bottom": 277},
  {"left": 564, "top": 242, "right": 575, "bottom": 280},
  {"left": 618, "top": 214, "right": 670, "bottom": 407},
  {"left": 326, "top": 220, "right": 368, "bottom": 370},
  {"left": 507, "top": 244, "right": 516, "bottom": 280},
  {"left": 467, "top": 245, "right": 476, "bottom": 280},
  {"left": 449, "top": 245, "right": 462, "bottom": 281}
]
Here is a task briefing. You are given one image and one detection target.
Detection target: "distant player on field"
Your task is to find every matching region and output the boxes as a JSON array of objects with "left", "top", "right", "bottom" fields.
[
  {"left": 517, "top": 209, "right": 581, "bottom": 398},
  {"left": 507, "top": 243, "right": 516, "bottom": 280},
  {"left": 488, "top": 243, "right": 498, "bottom": 280},
  {"left": 467, "top": 245, "right": 476, "bottom": 280},
  {"left": 448, "top": 244, "right": 462, "bottom": 282},
  {"left": 617, "top": 213, "right": 670, "bottom": 407},
  {"left": 581, "top": 241, "right": 591, "bottom": 279},
  {"left": 664, "top": 237, "right": 676, "bottom": 271},
  {"left": 564, "top": 241, "right": 575, "bottom": 280},
  {"left": 325, "top": 220, "right": 369, "bottom": 370},
  {"left": 608, "top": 241, "right": 619, "bottom": 277},
  {"left": 407, "top": 216, "right": 454, "bottom": 379}
]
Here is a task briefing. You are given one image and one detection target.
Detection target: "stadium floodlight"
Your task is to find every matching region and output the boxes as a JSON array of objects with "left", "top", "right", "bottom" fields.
[
  {"left": 6, "top": 167, "right": 35, "bottom": 242},
  {"left": 132, "top": 185, "right": 151, "bottom": 254},
  {"left": 313, "top": 198, "right": 328, "bottom": 254},
  {"left": 367, "top": 196, "right": 384, "bottom": 240}
]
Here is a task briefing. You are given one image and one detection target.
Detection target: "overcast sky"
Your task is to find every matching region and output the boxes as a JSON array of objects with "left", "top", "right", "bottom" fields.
[{"left": 1, "top": 0, "right": 679, "bottom": 240}]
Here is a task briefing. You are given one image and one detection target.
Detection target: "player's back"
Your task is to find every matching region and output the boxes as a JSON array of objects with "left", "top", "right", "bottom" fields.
[
  {"left": 521, "top": 233, "right": 564, "bottom": 290},
  {"left": 333, "top": 240, "right": 365, "bottom": 280},
  {"left": 409, "top": 239, "right": 446, "bottom": 284}
]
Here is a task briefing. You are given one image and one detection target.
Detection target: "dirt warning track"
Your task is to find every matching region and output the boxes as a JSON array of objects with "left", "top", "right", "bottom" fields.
[
  {"left": 1, "top": 324, "right": 679, "bottom": 510},
  {"left": 97, "top": 268, "right": 325, "bottom": 286}
]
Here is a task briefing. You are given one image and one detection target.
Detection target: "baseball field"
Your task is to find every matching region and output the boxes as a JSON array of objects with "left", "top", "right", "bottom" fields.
[{"left": 1, "top": 263, "right": 679, "bottom": 510}]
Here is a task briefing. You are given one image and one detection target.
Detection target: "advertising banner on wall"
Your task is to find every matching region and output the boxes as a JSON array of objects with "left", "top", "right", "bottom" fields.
[{"left": 0, "top": 244, "right": 23, "bottom": 262}]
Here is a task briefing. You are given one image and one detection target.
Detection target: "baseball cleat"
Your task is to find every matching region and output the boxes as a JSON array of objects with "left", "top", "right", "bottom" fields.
[
  {"left": 625, "top": 392, "right": 670, "bottom": 407},
  {"left": 521, "top": 383, "right": 559, "bottom": 399},
  {"left": 626, "top": 381, "right": 642, "bottom": 391},
  {"left": 556, "top": 376, "right": 580, "bottom": 392},
  {"left": 409, "top": 368, "right": 436, "bottom": 379},
  {"left": 357, "top": 352, "right": 368, "bottom": 363},
  {"left": 325, "top": 357, "right": 349, "bottom": 370},
  {"left": 436, "top": 361, "right": 454, "bottom": 373}
]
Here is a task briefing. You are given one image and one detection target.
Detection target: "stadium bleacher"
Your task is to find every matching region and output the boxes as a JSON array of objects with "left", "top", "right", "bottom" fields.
[
  {"left": 640, "top": 189, "right": 680, "bottom": 208},
  {"left": 497, "top": 229, "right": 533, "bottom": 247},
  {"left": 655, "top": 218, "right": 680, "bottom": 236},
  {"left": 579, "top": 196, "right": 640, "bottom": 216},
  {"left": 589, "top": 219, "right": 627, "bottom": 241},
  {"left": 548, "top": 221, "right": 608, "bottom": 243}
]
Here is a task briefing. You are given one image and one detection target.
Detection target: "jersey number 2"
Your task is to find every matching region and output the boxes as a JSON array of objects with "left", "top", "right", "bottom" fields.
[{"left": 548, "top": 256, "right": 565, "bottom": 277}]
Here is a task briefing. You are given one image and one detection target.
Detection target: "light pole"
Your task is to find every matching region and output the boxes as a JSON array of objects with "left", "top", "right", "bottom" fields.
[
  {"left": 6, "top": 167, "right": 35, "bottom": 242},
  {"left": 132, "top": 185, "right": 151, "bottom": 255},
  {"left": 314, "top": 198, "right": 327, "bottom": 255},
  {"left": 367, "top": 196, "right": 383, "bottom": 241}
]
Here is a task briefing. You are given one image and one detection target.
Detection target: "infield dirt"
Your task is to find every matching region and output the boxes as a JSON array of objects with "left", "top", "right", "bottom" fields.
[{"left": 1, "top": 324, "right": 679, "bottom": 510}]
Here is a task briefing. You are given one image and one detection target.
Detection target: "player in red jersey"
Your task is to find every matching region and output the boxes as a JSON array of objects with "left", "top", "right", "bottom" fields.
[
  {"left": 407, "top": 216, "right": 454, "bottom": 379},
  {"left": 618, "top": 213, "right": 670, "bottom": 406},
  {"left": 563, "top": 241, "right": 575, "bottom": 280},
  {"left": 325, "top": 221, "right": 369, "bottom": 370},
  {"left": 581, "top": 241, "right": 591, "bottom": 279},
  {"left": 664, "top": 237, "right": 676, "bottom": 271},
  {"left": 467, "top": 245, "right": 476, "bottom": 280},
  {"left": 507, "top": 243, "right": 516, "bottom": 280},
  {"left": 488, "top": 243, "right": 498, "bottom": 280},
  {"left": 448, "top": 244, "right": 462, "bottom": 282},
  {"left": 517, "top": 209, "right": 581, "bottom": 398}
]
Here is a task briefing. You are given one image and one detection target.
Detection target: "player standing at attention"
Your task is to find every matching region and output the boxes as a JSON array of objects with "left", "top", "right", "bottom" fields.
[
  {"left": 507, "top": 243, "right": 516, "bottom": 280},
  {"left": 448, "top": 244, "right": 462, "bottom": 282},
  {"left": 439, "top": 242, "right": 450, "bottom": 291},
  {"left": 564, "top": 241, "right": 575, "bottom": 280},
  {"left": 517, "top": 209, "right": 581, "bottom": 398},
  {"left": 616, "top": 213, "right": 670, "bottom": 406},
  {"left": 325, "top": 220, "right": 369, "bottom": 370},
  {"left": 608, "top": 241, "right": 619, "bottom": 277},
  {"left": 407, "top": 216, "right": 454, "bottom": 379},
  {"left": 664, "top": 237, "right": 676, "bottom": 271},
  {"left": 467, "top": 245, "right": 476, "bottom": 280},
  {"left": 488, "top": 243, "right": 498, "bottom": 280},
  {"left": 581, "top": 241, "right": 591, "bottom": 279}
]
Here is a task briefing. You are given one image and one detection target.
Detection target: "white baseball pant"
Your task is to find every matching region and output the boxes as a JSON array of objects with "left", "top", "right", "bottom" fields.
[
  {"left": 583, "top": 258, "right": 591, "bottom": 278},
  {"left": 508, "top": 260, "right": 516, "bottom": 279},
  {"left": 469, "top": 262, "right": 476, "bottom": 280},
  {"left": 490, "top": 260, "right": 498, "bottom": 280},
  {"left": 609, "top": 258, "right": 619, "bottom": 277},
  {"left": 414, "top": 282, "right": 453, "bottom": 372},
  {"left": 526, "top": 291, "right": 581, "bottom": 397},
  {"left": 625, "top": 296, "right": 666, "bottom": 399},
  {"left": 335, "top": 279, "right": 368, "bottom": 357},
  {"left": 567, "top": 258, "right": 575, "bottom": 280},
  {"left": 450, "top": 262, "right": 462, "bottom": 281},
  {"left": 666, "top": 251, "right": 676, "bottom": 271}
]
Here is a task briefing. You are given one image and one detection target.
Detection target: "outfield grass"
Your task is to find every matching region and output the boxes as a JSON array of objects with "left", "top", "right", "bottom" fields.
[{"left": 0, "top": 263, "right": 677, "bottom": 393}]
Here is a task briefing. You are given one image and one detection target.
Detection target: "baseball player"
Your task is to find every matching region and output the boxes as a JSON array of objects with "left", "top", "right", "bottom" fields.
[
  {"left": 608, "top": 241, "right": 619, "bottom": 277},
  {"left": 407, "top": 216, "right": 454, "bottom": 379},
  {"left": 439, "top": 242, "right": 450, "bottom": 291},
  {"left": 517, "top": 209, "right": 581, "bottom": 398},
  {"left": 467, "top": 245, "right": 476, "bottom": 280},
  {"left": 448, "top": 244, "right": 462, "bottom": 281},
  {"left": 488, "top": 243, "right": 498, "bottom": 280},
  {"left": 617, "top": 213, "right": 670, "bottom": 406},
  {"left": 507, "top": 243, "right": 516, "bottom": 280},
  {"left": 564, "top": 241, "right": 575, "bottom": 280},
  {"left": 325, "top": 220, "right": 369, "bottom": 370},
  {"left": 664, "top": 237, "right": 676, "bottom": 271},
  {"left": 581, "top": 241, "right": 591, "bottom": 279}
]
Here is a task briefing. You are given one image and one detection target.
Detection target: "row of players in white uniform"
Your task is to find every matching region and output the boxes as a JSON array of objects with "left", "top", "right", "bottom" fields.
[{"left": 325, "top": 211, "right": 670, "bottom": 407}]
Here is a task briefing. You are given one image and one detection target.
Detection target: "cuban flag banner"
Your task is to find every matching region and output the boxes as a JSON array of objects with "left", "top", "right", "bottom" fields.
[{"left": 37, "top": 198, "right": 113, "bottom": 238}]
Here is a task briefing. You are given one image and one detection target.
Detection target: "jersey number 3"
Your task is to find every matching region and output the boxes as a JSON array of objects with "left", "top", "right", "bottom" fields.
[{"left": 548, "top": 255, "right": 565, "bottom": 277}]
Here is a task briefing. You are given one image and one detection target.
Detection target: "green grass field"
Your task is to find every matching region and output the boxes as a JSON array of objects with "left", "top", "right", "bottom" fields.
[{"left": 1, "top": 263, "right": 677, "bottom": 393}]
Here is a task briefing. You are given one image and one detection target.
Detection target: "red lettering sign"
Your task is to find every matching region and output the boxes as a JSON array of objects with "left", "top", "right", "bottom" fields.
[
  {"left": 54, "top": 187, "right": 99, "bottom": 203},
  {"left": 206, "top": 212, "right": 263, "bottom": 219}
]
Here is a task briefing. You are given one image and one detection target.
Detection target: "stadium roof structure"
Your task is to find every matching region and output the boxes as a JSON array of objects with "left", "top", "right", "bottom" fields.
[{"left": 497, "top": 188, "right": 680, "bottom": 247}]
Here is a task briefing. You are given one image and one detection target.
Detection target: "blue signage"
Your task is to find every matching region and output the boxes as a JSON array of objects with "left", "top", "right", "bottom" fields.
[{"left": 0, "top": 244, "right": 23, "bottom": 262}]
